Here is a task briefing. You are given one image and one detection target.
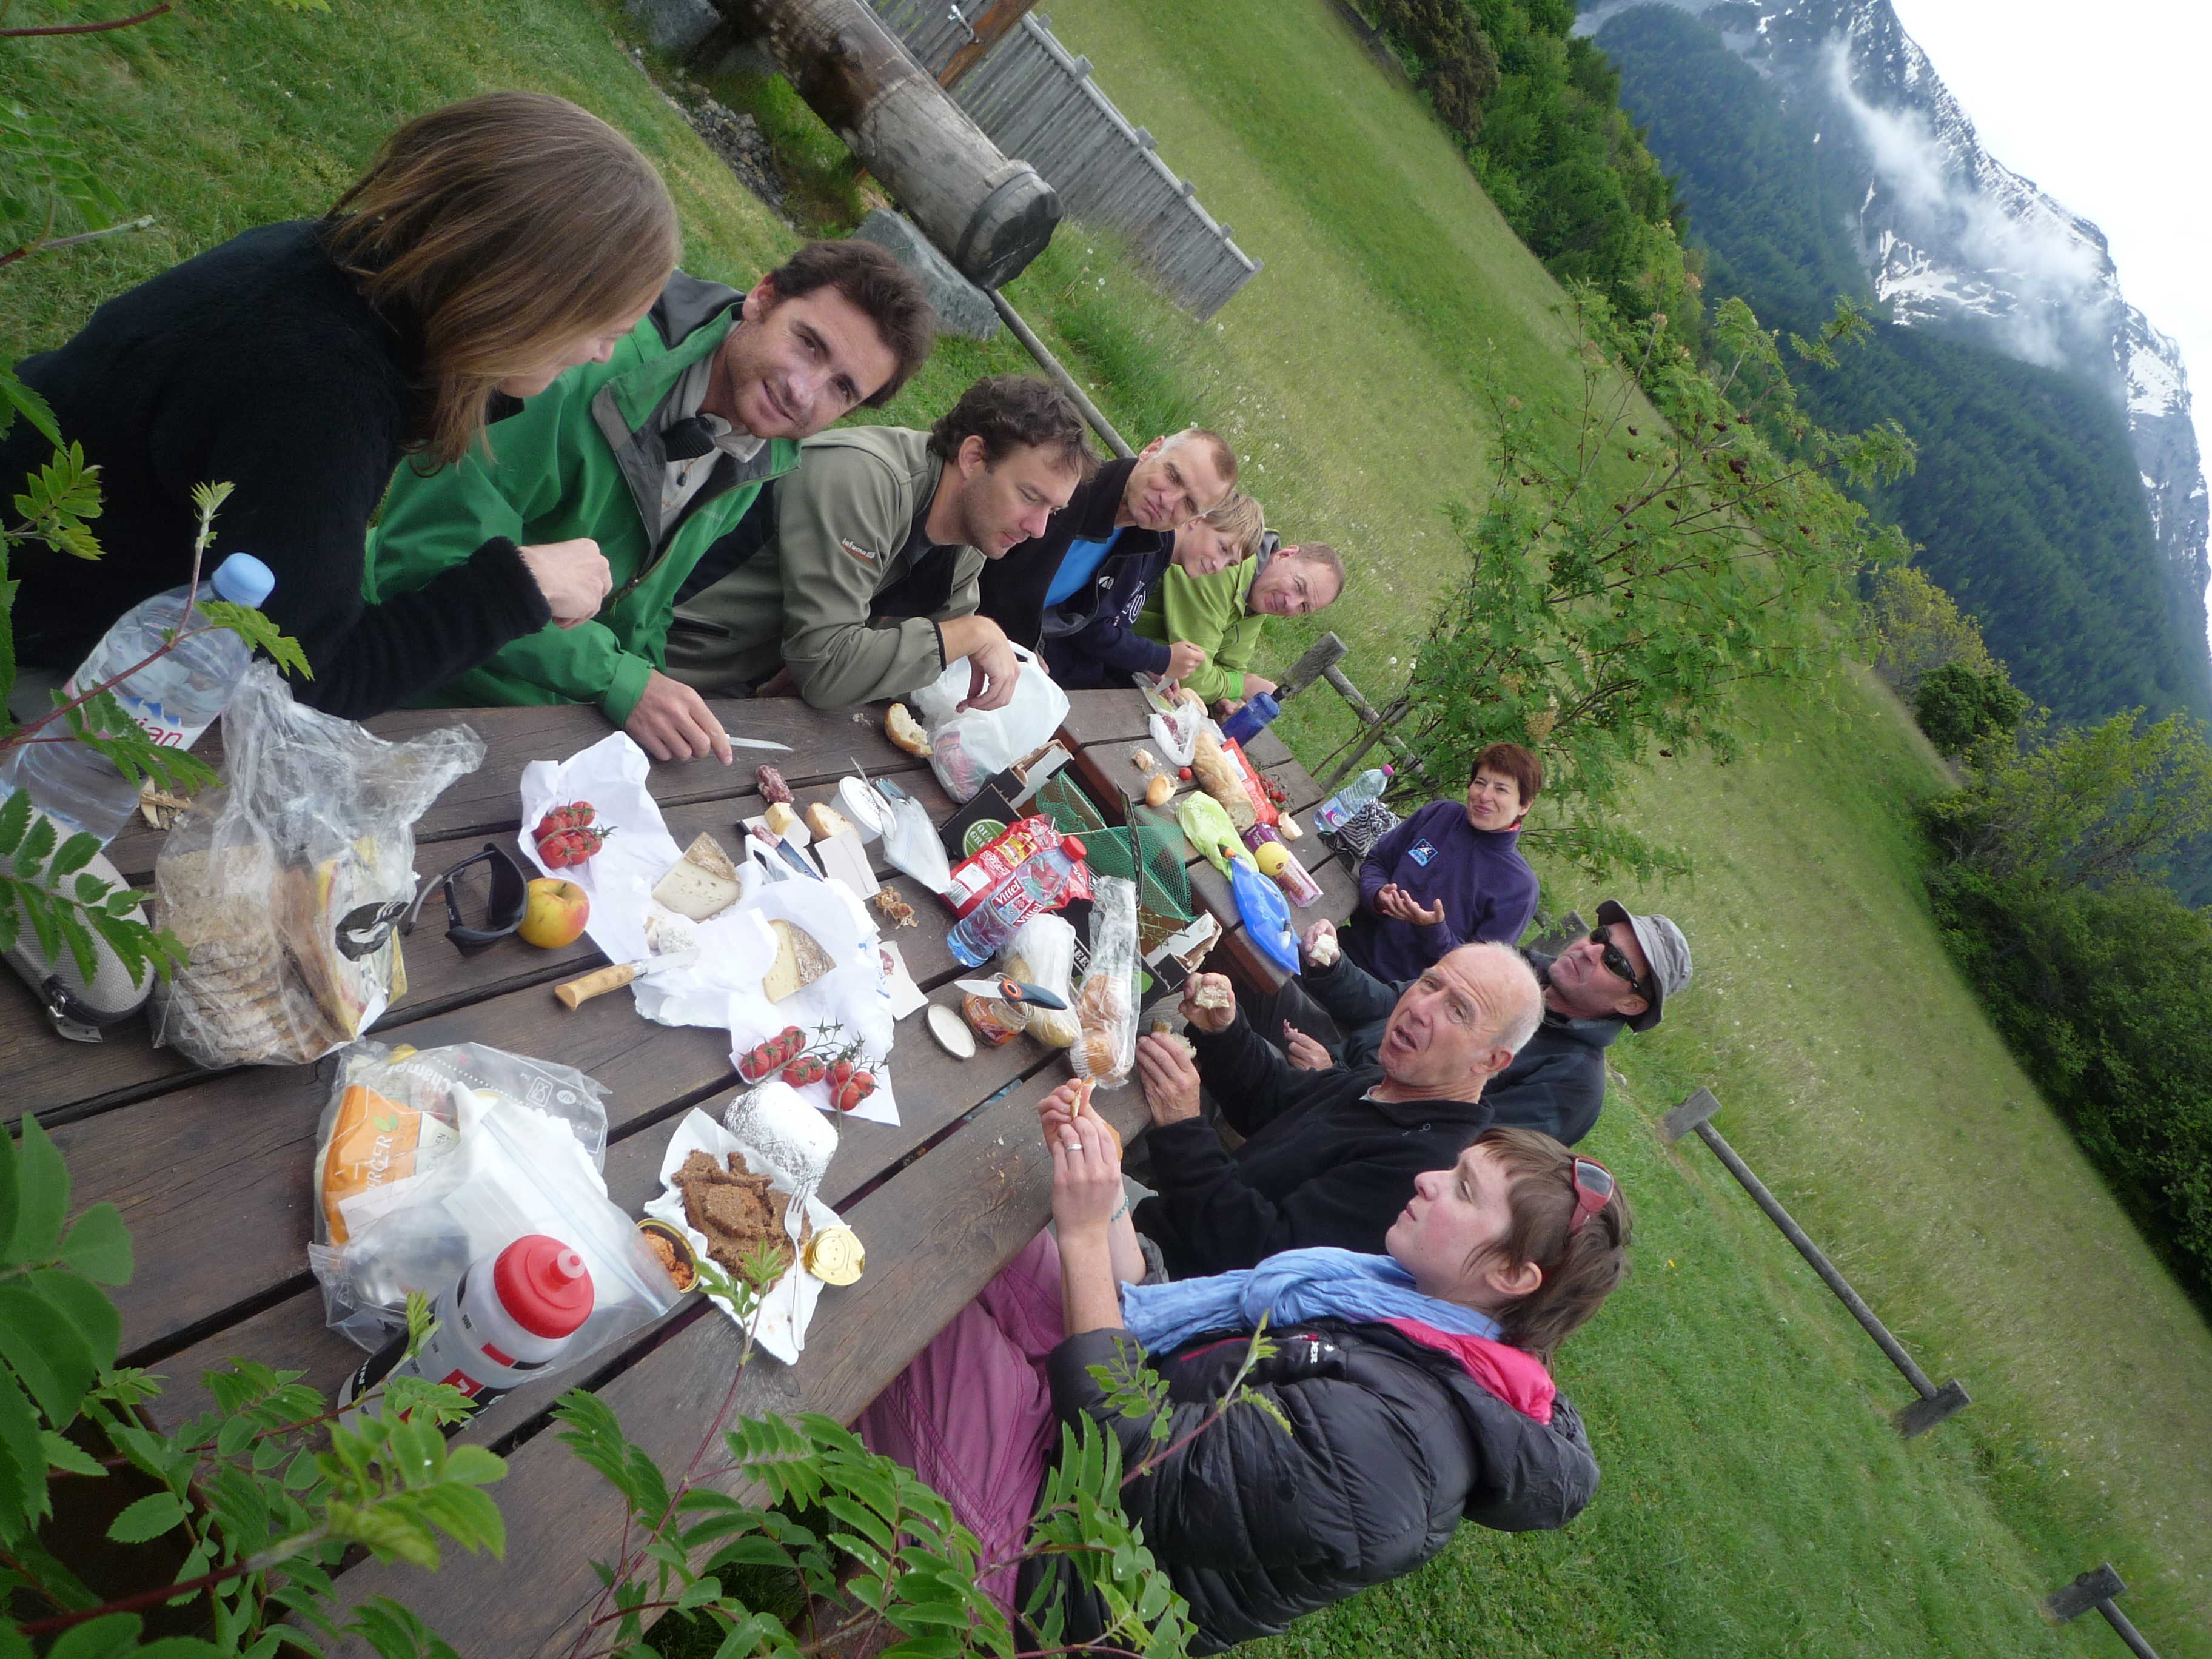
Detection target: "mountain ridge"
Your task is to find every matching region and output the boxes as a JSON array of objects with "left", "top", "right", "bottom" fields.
[{"left": 1586, "top": 0, "right": 2211, "bottom": 669}]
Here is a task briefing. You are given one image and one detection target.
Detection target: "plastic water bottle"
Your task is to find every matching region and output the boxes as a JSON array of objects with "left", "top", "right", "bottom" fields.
[
  {"left": 338, "top": 1235, "right": 595, "bottom": 1422},
  {"left": 1, "top": 552, "right": 277, "bottom": 844},
  {"left": 947, "top": 836, "right": 1088, "bottom": 967},
  {"left": 1219, "top": 691, "right": 1282, "bottom": 745},
  {"left": 1314, "top": 765, "right": 1393, "bottom": 833}
]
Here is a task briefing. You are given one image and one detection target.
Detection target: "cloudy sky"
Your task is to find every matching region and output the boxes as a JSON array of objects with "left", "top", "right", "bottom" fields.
[{"left": 1885, "top": 0, "right": 2212, "bottom": 475}]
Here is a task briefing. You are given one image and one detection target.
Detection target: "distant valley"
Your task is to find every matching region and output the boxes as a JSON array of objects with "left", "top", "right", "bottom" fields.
[{"left": 1587, "top": 0, "right": 2212, "bottom": 726}]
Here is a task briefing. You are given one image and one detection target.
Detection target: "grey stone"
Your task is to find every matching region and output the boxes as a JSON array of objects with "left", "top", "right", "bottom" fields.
[
  {"left": 685, "top": 95, "right": 786, "bottom": 215},
  {"left": 625, "top": 0, "right": 720, "bottom": 55},
  {"left": 853, "top": 208, "right": 1002, "bottom": 341}
]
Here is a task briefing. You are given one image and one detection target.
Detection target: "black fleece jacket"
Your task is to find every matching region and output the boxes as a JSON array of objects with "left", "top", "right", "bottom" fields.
[
  {"left": 974, "top": 456, "right": 1168, "bottom": 649},
  {"left": 1023, "top": 1321, "right": 1598, "bottom": 1652},
  {"left": 1133, "top": 1010, "right": 1493, "bottom": 1278},
  {"left": 1, "top": 220, "right": 549, "bottom": 719},
  {"left": 1036, "top": 534, "right": 1175, "bottom": 688}
]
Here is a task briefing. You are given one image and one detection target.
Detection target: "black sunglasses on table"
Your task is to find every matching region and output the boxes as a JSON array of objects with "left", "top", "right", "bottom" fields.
[{"left": 399, "top": 842, "right": 530, "bottom": 951}]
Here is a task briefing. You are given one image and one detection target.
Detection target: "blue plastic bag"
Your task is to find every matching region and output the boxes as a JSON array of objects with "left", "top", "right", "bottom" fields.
[{"left": 1230, "top": 856, "right": 1299, "bottom": 976}]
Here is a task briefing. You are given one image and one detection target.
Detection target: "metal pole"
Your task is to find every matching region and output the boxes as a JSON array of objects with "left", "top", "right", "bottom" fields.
[
  {"left": 2098, "top": 1601, "right": 2163, "bottom": 1659},
  {"left": 986, "top": 289, "right": 1135, "bottom": 460}
]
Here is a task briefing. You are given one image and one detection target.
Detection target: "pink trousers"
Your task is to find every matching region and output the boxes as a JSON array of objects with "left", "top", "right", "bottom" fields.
[{"left": 857, "top": 1230, "right": 1068, "bottom": 1617}]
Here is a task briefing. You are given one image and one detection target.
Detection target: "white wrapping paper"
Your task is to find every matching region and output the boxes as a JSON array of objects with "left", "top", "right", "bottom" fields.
[{"left": 646, "top": 1108, "right": 851, "bottom": 1364}]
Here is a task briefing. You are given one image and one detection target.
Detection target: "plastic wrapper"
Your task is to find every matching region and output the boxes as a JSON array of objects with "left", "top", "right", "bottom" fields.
[
  {"left": 1191, "top": 725, "right": 1259, "bottom": 831},
  {"left": 876, "top": 785, "right": 953, "bottom": 896},
  {"left": 1004, "top": 912, "right": 1079, "bottom": 1047},
  {"left": 1230, "top": 856, "right": 1300, "bottom": 976},
  {"left": 911, "top": 645, "right": 1070, "bottom": 803},
  {"left": 307, "top": 1042, "right": 677, "bottom": 1366},
  {"left": 945, "top": 815, "right": 1091, "bottom": 923},
  {"left": 1070, "top": 875, "right": 1138, "bottom": 1086},
  {"left": 1148, "top": 699, "right": 1202, "bottom": 769},
  {"left": 1176, "top": 793, "right": 1245, "bottom": 874},
  {"left": 152, "top": 664, "right": 482, "bottom": 1067}
]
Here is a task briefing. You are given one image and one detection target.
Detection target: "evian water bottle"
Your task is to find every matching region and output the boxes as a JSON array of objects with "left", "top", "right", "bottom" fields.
[
  {"left": 1, "top": 551, "right": 276, "bottom": 844},
  {"left": 339, "top": 1235, "right": 595, "bottom": 1421}
]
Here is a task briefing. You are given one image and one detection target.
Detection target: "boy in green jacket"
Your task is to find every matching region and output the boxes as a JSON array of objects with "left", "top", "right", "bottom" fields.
[
  {"left": 1134, "top": 538, "right": 1347, "bottom": 712},
  {"left": 365, "top": 240, "right": 934, "bottom": 762}
]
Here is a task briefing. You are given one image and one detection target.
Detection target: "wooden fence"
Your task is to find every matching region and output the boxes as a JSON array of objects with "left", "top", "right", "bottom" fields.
[{"left": 866, "top": 3, "right": 1262, "bottom": 317}]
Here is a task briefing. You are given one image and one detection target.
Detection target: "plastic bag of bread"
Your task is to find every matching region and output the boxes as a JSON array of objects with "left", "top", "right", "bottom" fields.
[
  {"left": 1191, "top": 725, "right": 1257, "bottom": 831},
  {"left": 910, "top": 643, "right": 1070, "bottom": 803},
  {"left": 1004, "top": 913, "right": 1079, "bottom": 1047},
  {"left": 151, "top": 663, "right": 483, "bottom": 1067},
  {"left": 1069, "top": 875, "right": 1139, "bottom": 1086}
]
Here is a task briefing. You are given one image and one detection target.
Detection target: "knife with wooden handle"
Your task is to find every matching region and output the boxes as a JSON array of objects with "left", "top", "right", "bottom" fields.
[{"left": 555, "top": 947, "right": 700, "bottom": 1009}]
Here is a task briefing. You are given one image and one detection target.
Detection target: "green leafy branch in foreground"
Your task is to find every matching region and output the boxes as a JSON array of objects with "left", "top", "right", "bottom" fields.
[
  {"left": 1364, "top": 287, "right": 1914, "bottom": 880},
  {"left": 0, "top": 1116, "right": 504, "bottom": 1658},
  {"left": 554, "top": 1247, "right": 1279, "bottom": 1658}
]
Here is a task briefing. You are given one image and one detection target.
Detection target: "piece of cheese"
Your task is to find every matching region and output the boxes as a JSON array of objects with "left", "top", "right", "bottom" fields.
[
  {"left": 763, "top": 919, "right": 835, "bottom": 1002},
  {"left": 654, "top": 859, "right": 740, "bottom": 922},
  {"left": 805, "top": 802, "right": 853, "bottom": 841},
  {"left": 763, "top": 802, "right": 802, "bottom": 839},
  {"left": 652, "top": 834, "right": 743, "bottom": 922},
  {"left": 682, "top": 831, "right": 739, "bottom": 883}
]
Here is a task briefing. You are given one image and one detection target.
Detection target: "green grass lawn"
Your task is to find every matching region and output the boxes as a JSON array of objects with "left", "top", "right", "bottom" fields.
[{"left": 7, "top": 0, "right": 2210, "bottom": 1652}]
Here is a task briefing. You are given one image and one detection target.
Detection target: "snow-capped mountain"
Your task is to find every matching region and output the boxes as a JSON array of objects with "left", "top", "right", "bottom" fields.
[{"left": 1584, "top": 0, "right": 2210, "bottom": 625}]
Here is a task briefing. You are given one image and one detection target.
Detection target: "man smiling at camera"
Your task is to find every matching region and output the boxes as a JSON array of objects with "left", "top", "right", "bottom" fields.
[
  {"left": 367, "top": 238, "right": 934, "bottom": 763},
  {"left": 1124, "top": 942, "right": 1544, "bottom": 1279}
]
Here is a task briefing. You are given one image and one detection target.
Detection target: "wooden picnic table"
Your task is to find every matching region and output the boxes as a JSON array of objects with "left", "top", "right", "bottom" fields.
[{"left": 5, "top": 686, "right": 1352, "bottom": 1657}]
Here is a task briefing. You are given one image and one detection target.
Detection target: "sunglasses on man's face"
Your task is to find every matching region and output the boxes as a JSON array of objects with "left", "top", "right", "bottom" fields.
[
  {"left": 1588, "top": 927, "right": 1649, "bottom": 999},
  {"left": 401, "top": 843, "right": 529, "bottom": 951},
  {"left": 1568, "top": 1155, "right": 1616, "bottom": 1236}
]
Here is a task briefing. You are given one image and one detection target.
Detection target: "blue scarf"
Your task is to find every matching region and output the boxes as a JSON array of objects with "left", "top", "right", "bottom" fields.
[{"left": 1120, "top": 1248, "right": 1501, "bottom": 1355}]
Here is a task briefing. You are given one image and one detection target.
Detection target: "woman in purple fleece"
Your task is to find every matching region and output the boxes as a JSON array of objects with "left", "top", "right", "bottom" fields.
[{"left": 1344, "top": 742, "right": 1544, "bottom": 981}]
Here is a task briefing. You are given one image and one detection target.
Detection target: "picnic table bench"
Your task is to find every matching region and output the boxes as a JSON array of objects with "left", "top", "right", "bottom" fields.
[{"left": 4, "top": 686, "right": 1355, "bottom": 1657}]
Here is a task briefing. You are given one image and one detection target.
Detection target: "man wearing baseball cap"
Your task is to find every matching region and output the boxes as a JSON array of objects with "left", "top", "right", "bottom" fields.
[{"left": 1288, "top": 899, "right": 1691, "bottom": 1147}]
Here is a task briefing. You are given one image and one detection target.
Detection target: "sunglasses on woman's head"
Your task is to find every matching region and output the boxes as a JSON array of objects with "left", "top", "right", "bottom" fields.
[
  {"left": 1567, "top": 1156, "right": 1615, "bottom": 1236},
  {"left": 401, "top": 842, "right": 529, "bottom": 951},
  {"left": 1588, "top": 927, "right": 1649, "bottom": 999}
]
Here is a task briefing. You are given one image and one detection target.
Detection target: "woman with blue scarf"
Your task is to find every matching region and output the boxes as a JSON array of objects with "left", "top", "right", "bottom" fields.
[{"left": 857, "top": 1083, "right": 1632, "bottom": 1652}]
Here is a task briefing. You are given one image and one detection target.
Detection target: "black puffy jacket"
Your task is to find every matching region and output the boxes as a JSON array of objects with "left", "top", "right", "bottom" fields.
[{"left": 1019, "top": 1319, "right": 1599, "bottom": 1653}]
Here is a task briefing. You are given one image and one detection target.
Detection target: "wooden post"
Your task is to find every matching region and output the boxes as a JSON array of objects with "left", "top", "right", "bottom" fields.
[
  {"left": 936, "top": 0, "right": 1039, "bottom": 89},
  {"left": 2045, "top": 1566, "right": 2162, "bottom": 1659},
  {"left": 712, "top": 0, "right": 1059, "bottom": 289},
  {"left": 987, "top": 290, "right": 1134, "bottom": 459},
  {"left": 1662, "top": 1087, "right": 1972, "bottom": 1438},
  {"left": 1276, "top": 633, "right": 1347, "bottom": 702}
]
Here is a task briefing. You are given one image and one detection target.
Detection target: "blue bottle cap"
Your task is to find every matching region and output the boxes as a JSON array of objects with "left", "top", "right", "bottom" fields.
[{"left": 210, "top": 552, "right": 276, "bottom": 609}]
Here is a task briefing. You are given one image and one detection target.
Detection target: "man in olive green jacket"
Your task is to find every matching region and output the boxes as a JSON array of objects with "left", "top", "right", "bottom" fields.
[
  {"left": 667, "top": 375, "right": 1097, "bottom": 710},
  {"left": 365, "top": 241, "right": 933, "bottom": 762},
  {"left": 1134, "top": 538, "right": 1347, "bottom": 712}
]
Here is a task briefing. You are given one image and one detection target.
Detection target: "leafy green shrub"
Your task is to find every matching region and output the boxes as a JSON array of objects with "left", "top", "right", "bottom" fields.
[
  {"left": 1923, "top": 865, "right": 2212, "bottom": 1304},
  {"left": 1911, "top": 659, "right": 2029, "bottom": 757}
]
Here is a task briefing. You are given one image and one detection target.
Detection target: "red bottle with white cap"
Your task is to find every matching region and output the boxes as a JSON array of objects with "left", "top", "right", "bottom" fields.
[{"left": 341, "top": 1234, "right": 595, "bottom": 1419}]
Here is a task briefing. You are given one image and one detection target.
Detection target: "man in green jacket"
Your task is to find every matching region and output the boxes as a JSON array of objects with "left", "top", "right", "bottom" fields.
[
  {"left": 1134, "top": 538, "right": 1347, "bottom": 712},
  {"left": 666, "top": 375, "right": 1096, "bottom": 710},
  {"left": 365, "top": 240, "right": 934, "bottom": 762}
]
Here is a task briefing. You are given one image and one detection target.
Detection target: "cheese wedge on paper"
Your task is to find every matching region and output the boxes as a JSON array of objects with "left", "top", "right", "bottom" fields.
[
  {"left": 763, "top": 919, "right": 834, "bottom": 1001},
  {"left": 652, "top": 833, "right": 743, "bottom": 922}
]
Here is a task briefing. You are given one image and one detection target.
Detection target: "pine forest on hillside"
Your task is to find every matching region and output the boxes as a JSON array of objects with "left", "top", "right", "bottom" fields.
[{"left": 1592, "top": 2, "right": 2212, "bottom": 730}]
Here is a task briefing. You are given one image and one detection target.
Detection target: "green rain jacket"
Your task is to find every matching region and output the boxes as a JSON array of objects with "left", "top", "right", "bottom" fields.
[
  {"left": 365, "top": 274, "right": 799, "bottom": 723},
  {"left": 1135, "top": 552, "right": 1265, "bottom": 706}
]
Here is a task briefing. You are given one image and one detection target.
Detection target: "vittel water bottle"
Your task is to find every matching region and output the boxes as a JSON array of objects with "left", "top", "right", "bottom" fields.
[
  {"left": 1, "top": 552, "right": 277, "bottom": 844},
  {"left": 1314, "top": 765, "right": 1393, "bottom": 833},
  {"left": 339, "top": 1235, "right": 595, "bottom": 1422},
  {"left": 947, "top": 836, "right": 1088, "bottom": 968}
]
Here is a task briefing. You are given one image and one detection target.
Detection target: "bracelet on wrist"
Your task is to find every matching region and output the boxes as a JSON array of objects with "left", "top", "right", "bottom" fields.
[{"left": 1109, "top": 1197, "right": 1130, "bottom": 1222}]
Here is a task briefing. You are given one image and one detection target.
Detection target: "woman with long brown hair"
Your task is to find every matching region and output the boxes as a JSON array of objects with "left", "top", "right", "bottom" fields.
[{"left": 1, "top": 92, "right": 679, "bottom": 719}]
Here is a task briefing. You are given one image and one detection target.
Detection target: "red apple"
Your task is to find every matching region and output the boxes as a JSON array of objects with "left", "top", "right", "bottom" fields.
[{"left": 519, "top": 877, "right": 590, "bottom": 948}]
